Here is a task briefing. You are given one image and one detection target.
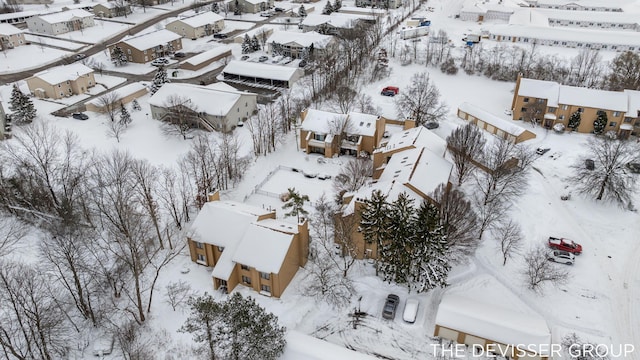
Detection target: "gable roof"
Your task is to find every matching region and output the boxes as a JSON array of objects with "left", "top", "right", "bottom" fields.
[
  {"left": 459, "top": 102, "right": 529, "bottom": 136},
  {"left": 380, "top": 126, "right": 447, "bottom": 157},
  {"left": 170, "top": 11, "right": 224, "bottom": 28},
  {"left": 37, "top": 9, "right": 93, "bottom": 24},
  {"left": 232, "top": 220, "right": 297, "bottom": 273},
  {"left": 223, "top": 60, "right": 303, "bottom": 81},
  {"left": 120, "top": 29, "right": 182, "bottom": 51},
  {"left": 301, "top": 13, "right": 373, "bottom": 28},
  {"left": 94, "top": 2, "right": 124, "bottom": 9},
  {"left": 301, "top": 109, "right": 380, "bottom": 136},
  {"left": 0, "top": 23, "right": 23, "bottom": 35},
  {"left": 347, "top": 112, "right": 378, "bottom": 137},
  {"left": 267, "top": 30, "right": 334, "bottom": 49},
  {"left": 148, "top": 83, "right": 252, "bottom": 118},
  {"left": 183, "top": 46, "right": 231, "bottom": 66},
  {"left": 517, "top": 78, "right": 560, "bottom": 107},
  {"left": 86, "top": 83, "right": 147, "bottom": 106},
  {"left": 32, "top": 63, "right": 93, "bottom": 85}
]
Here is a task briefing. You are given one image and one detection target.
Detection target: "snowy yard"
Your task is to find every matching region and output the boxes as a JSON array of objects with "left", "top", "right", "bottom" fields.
[{"left": 0, "top": 45, "right": 72, "bottom": 74}]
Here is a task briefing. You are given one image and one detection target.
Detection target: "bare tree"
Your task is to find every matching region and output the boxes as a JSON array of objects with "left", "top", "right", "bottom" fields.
[
  {"left": 0, "top": 216, "right": 27, "bottom": 256},
  {"left": 432, "top": 184, "right": 480, "bottom": 263},
  {"left": 566, "top": 49, "right": 602, "bottom": 88},
  {"left": 157, "top": 166, "right": 191, "bottom": 230},
  {"left": 522, "top": 246, "right": 570, "bottom": 294},
  {"left": 493, "top": 220, "right": 523, "bottom": 266},
  {"left": 164, "top": 281, "right": 194, "bottom": 311},
  {"left": 446, "top": 123, "right": 486, "bottom": 186},
  {"left": 395, "top": 72, "right": 448, "bottom": 127},
  {"left": 333, "top": 157, "right": 372, "bottom": 196},
  {"left": 131, "top": 159, "right": 165, "bottom": 249},
  {"left": 333, "top": 85, "right": 357, "bottom": 114},
  {"left": 98, "top": 92, "right": 120, "bottom": 122},
  {"left": 605, "top": 51, "right": 640, "bottom": 91},
  {"left": 569, "top": 136, "right": 640, "bottom": 205},
  {"left": 161, "top": 95, "right": 200, "bottom": 140},
  {"left": 106, "top": 112, "right": 127, "bottom": 142},
  {"left": 114, "top": 320, "right": 156, "bottom": 360}
]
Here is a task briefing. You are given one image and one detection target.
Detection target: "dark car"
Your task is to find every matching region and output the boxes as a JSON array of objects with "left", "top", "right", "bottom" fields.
[
  {"left": 173, "top": 52, "right": 186, "bottom": 58},
  {"left": 382, "top": 294, "right": 400, "bottom": 320},
  {"left": 274, "top": 7, "right": 285, "bottom": 11},
  {"left": 72, "top": 113, "right": 88, "bottom": 120},
  {"left": 258, "top": 55, "right": 269, "bottom": 62},
  {"left": 381, "top": 89, "right": 396, "bottom": 97},
  {"left": 627, "top": 162, "right": 640, "bottom": 174},
  {"left": 585, "top": 159, "right": 595, "bottom": 170},
  {"left": 536, "top": 147, "right": 550, "bottom": 155},
  {"left": 298, "top": 59, "right": 307, "bottom": 67},
  {"left": 240, "top": 55, "right": 250, "bottom": 61},
  {"left": 73, "top": 54, "right": 86, "bottom": 61},
  {"left": 213, "top": 33, "right": 228, "bottom": 39},
  {"left": 424, "top": 122, "right": 439, "bottom": 129}
]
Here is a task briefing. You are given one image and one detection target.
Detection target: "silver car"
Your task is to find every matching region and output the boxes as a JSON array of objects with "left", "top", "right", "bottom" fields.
[{"left": 548, "top": 250, "right": 575, "bottom": 265}]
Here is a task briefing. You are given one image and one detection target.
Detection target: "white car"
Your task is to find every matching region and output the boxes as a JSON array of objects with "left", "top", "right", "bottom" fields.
[
  {"left": 402, "top": 298, "right": 419, "bottom": 323},
  {"left": 548, "top": 250, "right": 575, "bottom": 265},
  {"left": 260, "top": 11, "right": 273, "bottom": 17}
]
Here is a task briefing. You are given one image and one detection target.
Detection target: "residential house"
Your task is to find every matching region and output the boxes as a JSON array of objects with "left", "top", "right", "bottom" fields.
[
  {"left": 233, "top": 0, "right": 274, "bottom": 14},
  {"left": 459, "top": 0, "right": 513, "bottom": 22},
  {"left": 511, "top": 76, "right": 640, "bottom": 138},
  {"left": 26, "top": 9, "right": 95, "bottom": 35},
  {"left": 179, "top": 46, "right": 232, "bottom": 71},
  {"left": 266, "top": 31, "right": 334, "bottom": 59},
  {"left": 85, "top": 83, "right": 148, "bottom": 113},
  {"left": 222, "top": 60, "right": 304, "bottom": 88},
  {"left": 457, "top": 102, "right": 536, "bottom": 144},
  {"left": 299, "top": 109, "right": 386, "bottom": 158},
  {"left": 299, "top": 13, "right": 375, "bottom": 34},
  {"left": 435, "top": 285, "right": 551, "bottom": 360},
  {"left": 108, "top": 29, "right": 183, "bottom": 64},
  {"left": 26, "top": 63, "right": 95, "bottom": 99},
  {"left": 354, "top": 0, "right": 401, "bottom": 9},
  {"left": 166, "top": 12, "right": 224, "bottom": 39},
  {"left": 0, "top": 23, "right": 26, "bottom": 50},
  {"left": 93, "top": 2, "right": 132, "bottom": 18},
  {"left": 372, "top": 125, "right": 447, "bottom": 179},
  {"left": 523, "top": 0, "right": 627, "bottom": 12},
  {"left": 340, "top": 145, "right": 453, "bottom": 259},
  {"left": 187, "top": 191, "right": 309, "bottom": 298},
  {"left": 148, "top": 82, "right": 257, "bottom": 132}
]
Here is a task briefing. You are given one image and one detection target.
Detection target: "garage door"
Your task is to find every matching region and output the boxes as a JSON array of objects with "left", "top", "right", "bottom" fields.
[
  {"left": 476, "top": 120, "right": 485, "bottom": 128},
  {"left": 496, "top": 129, "right": 505, "bottom": 138},
  {"left": 463, "top": 334, "right": 485, "bottom": 348},
  {"left": 506, "top": 134, "right": 516, "bottom": 142},
  {"left": 485, "top": 124, "right": 495, "bottom": 133},
  {"left": 436, "top": 327, "right": 459, "bottom": 342}
]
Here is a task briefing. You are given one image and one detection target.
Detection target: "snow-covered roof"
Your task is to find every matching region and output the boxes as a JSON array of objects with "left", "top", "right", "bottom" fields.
[
  {"left": 191, "top": 200, "right": 272, "bottom": 247},
  {"left": 458, "top": 102, "right": 528, "bottom": 136},
  {"left": 148, "top": 83, "right": 254, "bottom": 117},
  {"left": 0, "top": 23, "right": 23, "bottom": 35},
  {"left": 183, "top": 46, "right": 231, "bottom": 66},
  {"left": 94, "top": 2, "right": 120, "bottom": 9},
  {"left": 521, "top": 8, "right": 640, "bottom": 24},
  {"left": 283, "top": 331, "right": 382, "bottom": 360},
  {"left": 517, "top": 78, "right": 560, "bottom": 107},
  {"left": 0, "top": 10, "right": 40, "bottom": 21},
  {"left": 232, "top": 221, "right": 296, "bottom": 273},
  {"left": 336, "top": 5, "right": 386, "bottom": 15},
  {"left": 121, "top": 29, "right": 182, "bottom": 51},
  {"left": 624, "top": 90, "right": 640, "bottom": 115},
  {"left": 37, "top": 9, "right": 93, "bottom": 24},
  {"left": 508, "top": 9, "right": 552, "bottom": 26},
  {"left": 301, "top": 109, "right": 348, "bottom": 134},
  {"left": 526, "top": 0, "right": 632, "bottom": 9},
  {"left": 32, "top": 63, "right": 93, "bottom": 85},
  {"left": 243, "top": 0, "right": 268, "bottom": 4},
  {"left": 86, "top": 83, "right": 147, "bottom": 106},
  {"left": 347, "top": 112, "right": 378, "bottom": 137},
  {"left": 300, "top": 13, "right": 371, "bottom": 28},
  {"left": 380, "top": 126, "right": 447, "bottom": 157},
  {"left": 559, "top": 86, "right": 627, "bottom": 112},
  {"left": 223, "top": 60, "right": 302, "bottom": 81},
  {"left": 489, "top": 23, "right": 640, "bottom": 47},
  {"left": 171, "top": 11, "right": 224, "bottom": 28},
  {"left": 435, "top": 294, "right": 551, "bottom": 356},
  {"left": 267, "top": 31, "right": 334, "bottom": 49},
  {"left": 206, "top": 82, "right": 241, "bottom": 92}
]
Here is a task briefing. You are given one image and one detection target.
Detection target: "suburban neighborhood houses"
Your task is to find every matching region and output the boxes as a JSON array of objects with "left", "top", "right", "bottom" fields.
[{"left": 0, "top": 0, "right": 638, "bottom": 358}]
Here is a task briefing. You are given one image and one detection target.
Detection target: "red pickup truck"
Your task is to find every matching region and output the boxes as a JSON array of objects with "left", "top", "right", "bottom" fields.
[{"left": 548, "top": 237, "right": 582, "bottom": 255}]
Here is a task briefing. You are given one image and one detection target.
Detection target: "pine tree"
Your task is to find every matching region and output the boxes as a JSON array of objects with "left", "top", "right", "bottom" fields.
[
  {"left": 322, "top": 1, "right": 333, "bottom": 14},
  {"left": 180, "top": 294, "right": 224, "bottom": 360},
  {"left": 119, "top": 103, "right": 131, "bottom": 126},
  {"left": 211, "top": 1, "right": 219, "bottom": 12},
  {"left": 241, "top": 34, "right": 252, "bottom": 54},
  {"left": 234, "top": 0, "right": 241, "bottom": 15},
  {"left": 111, "top": 46, "right": 127, "bottom": 66},
  {"left": 379, "top": 193, "right": 416, "bottom": 286},
  {"left": 22, "top": 94, "right": 36, "bottom": 124},
  {"left": 410, "top": 201, "right": 450, "bottom": 293},
  {"left": 298, "top": 4, "right": 307, "bottom": 17},
  {"left": 131, "top": 99, "right": 141, "bottom": 112},
  {"left": 9, "top": 84, "right": 36, "bottom": 125},
  {"left": 282, "top": 187, "right": 309, "bottom": 222},
  {"left": 251, "top": 35, "right": 261, "bottom": 51},
  {"left": 3, "top": 115, "right": 11, "bottom": 138},
  {"left": 150, "top": 66, "right": 169, "bottom": 95},
  {"left": 8, "top": 84, "right": 22, "bottom": 119},
  {"left": 359, "top": 190, "right": 390, "bottom": 271},
  {"left": 567, "top": 110, "right": 581, "bottom": 131},
  {"left": 593, "top": 110, "right": 607, "bottom": 135},
  {"left": 333, "top": 0, "right": 342, "bottom": 11}
]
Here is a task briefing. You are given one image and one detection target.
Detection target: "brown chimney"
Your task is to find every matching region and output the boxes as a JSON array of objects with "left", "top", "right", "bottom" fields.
[{"left": 207, "top": 190, "right": 220, "bottom": 202}]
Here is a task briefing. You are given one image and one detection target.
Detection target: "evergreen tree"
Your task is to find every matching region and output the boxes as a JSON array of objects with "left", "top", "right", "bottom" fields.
[
  {"left": 111, "top": 46, "right": 128, "bottom": 66},
  {"left": 359, "top": 190, "right": 390, "bottom": 269},
  {"left": 593, "top": 110, "right": 607, "bottom": 135},
  {"left": 333, "top": 0, "right": 341, "bottom": 11},
  {"left": 251, "top": 35, "right": 261, "bottom": 51},
  {"left": 131, "top": 99, "right": 141, "bottom": 112},
  {"left": 3, "top": 115, "right": 11, "bottom": 138},
  {"left": 119, "top": 103, "right": 131, "bottom": 126},
  {"left": 180, "top": 294, "right": 224, "bottom": 360},
  {"left": 322, "top": 1, "right": 333, "bottom": 14},
  {"left": 271, "top": 41, "right": 282, "bottom": 56},
  {"left": 241, "top": 34, "right": 252, "bottom": 54},
  {"left": 568, "top": 110, "right": 581, "bottom": 131},
  {"left": 410, "top": 201, "right": 450, "bottom": 292},
  {"left": 211, "top": 1, "right": 219, "bottom": 12},
  {"left": 379, "top": 193, "right": 416, "bottom": 286},
  {"left": 234, "top": 0, "right": 241, "bottom": 15},
  {"left": 298, "top": 4, "right": 307, "bottom": 17},
  {"left": 9, "top": 84, "right": 36, "bottom": 125},
  {"left": 282, "top": 187, "right": 309, "bottom": 222},
  {"left": 150, "top": 66, "right": 169, "bottom": 95}
]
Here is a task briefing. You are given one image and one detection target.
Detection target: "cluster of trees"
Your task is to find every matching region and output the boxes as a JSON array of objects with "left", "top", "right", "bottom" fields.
[
  {"left": 150, "top": 66, "right": 169, "bottom": 95},
  {"left": 322, "top": 0, "right": 341, "bottom": 14},
  {"left": 241, "top": 34, "right": 262, "bottom": 54},
  {"left": 111, "top": 46, "right": 128, "bottom": 67}
]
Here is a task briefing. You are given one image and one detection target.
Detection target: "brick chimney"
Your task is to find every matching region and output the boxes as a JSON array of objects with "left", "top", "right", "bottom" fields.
[{"left": 207, "top": 190, "right": 220, "bottom": 202}]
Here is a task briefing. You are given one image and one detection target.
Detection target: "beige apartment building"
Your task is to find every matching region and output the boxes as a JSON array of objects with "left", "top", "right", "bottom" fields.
[
  {"left": 166, "top": 12, "right": 224, "bottom": 39},
  {"left": 108, "top": 29, "right": 182, "bottom": 64},
  {"left": 26, "top": 63, "right": 95, "bottom": 99},
  {"left": 0, "top": 23, "right": 26, "bottom": 50}
]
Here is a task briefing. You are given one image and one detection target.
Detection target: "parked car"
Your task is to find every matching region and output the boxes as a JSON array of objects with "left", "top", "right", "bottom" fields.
[
  {"left": 402, "top": 298, "right": 419, "bottom": 323},
  {"left": 72, "top": 113, "right": 88, "bottom": 120},
  {"left": 536, "top": 147, "right": 550, "bottom": 155},
  {"left": 271, "top": 55, "right": 284, "bottom": 63},
  {"left": 151, "top": 58, "right": 169, "bottom": 66},
  {"left": 240, "top": 55, "right": 250, "bottom": 61},
  {"left": 172, "top": 52, "right": 186, "bottom": 58},
  {"left": 282, "top": 56, "right": 293, "bottom": 64},
  {"left": 382, "top": 294, "right": 400, "bottom": 320},
  {"left": 381, "top": 89, "right": 396, "bottom": 96},
  {"left": 73, "top": 53, "right": 86, "bottom": 61},
  {"left": 627, "top": 162, "right": 640, "bottom": 174},
  {"left": 298, "top": 59, "right": 307, "bottom": 67},
  {"left": 585, "top": 159, "right": 595, "bottom": 170},
  {"left": 260, "top": 11, "right": 273, "bottom": 17},
  {"left": 548, "top": 250, "right": 575, "bottom": 265},
  {"left": 381, "top": 86, "right": 399, "bottom": 96},
  {"left": 274, "top": 7, "right": 285, "bottom": 12},
  {"left": 213, "top": 33, "right": 228, "bottom": 39},
  {"left": 258, "top": 55, "right": 269, "bottom": 62},
  {"left": 424, "top": 122, "right": 439, "bottom": 129},
  {"left": 548, "top": 237, "right": 582, "bottom": 255}
]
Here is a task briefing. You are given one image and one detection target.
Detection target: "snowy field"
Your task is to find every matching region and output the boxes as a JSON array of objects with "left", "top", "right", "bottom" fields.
[{"left": 0, "top": 45, "right": 72, "bottom": 74}]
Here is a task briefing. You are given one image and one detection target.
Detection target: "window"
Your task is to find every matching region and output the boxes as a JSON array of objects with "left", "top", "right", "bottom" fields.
[
  {"left": 58, "top": 84, "right": 61, "bottom": 88},
  {"left": 559, "top": 115, "right": 565, "bottom": 120},
  {"left": 537, "top": 98, "right": 545, "bottom": 104},
  {"left": 523, "top": 97, "right": 529, "bottom": 103},
  {"left": 241, "top": 264, "right": 249, "bottom": 270},
  {"left": 242, "top": 275, "right": 251, "bottom": 285},
  {"left": 260, "top": 284, "right": 271, "bottom": 293},
  {"left": 144, "top": 50, "right": 147, "bottom": 54},
  {"left": 260, "top": 272, "right": 270, "bottom": 280},
  {"left": 562, "top": 105, "right": 569, "bottom": 110},
  {"left": 613, "top": 111, "right": 621, "bottom": 117},
  {"left": 217, "top": 246, "right": 224, "bottom": 252},
  {"left": 548, "top": 107, "right": 557, "bottom": 112},
  {"left": 578, "top": 108, "right": 584, "bottom": 113},
  {"left": 314, "top": 133, "right": 325, "bottom": 141},
  {"left": 520, "top": 107, "right": 527, "bottom": 113},
  {"left": 609, "top": 122, "right": 617, "bottom": 127},
  {"left": 624, "top": 117, "right": 633, "bottom": 123},
  {"left": 127, "top": 49, "right": 131, "bottom": 54},
  {"left": 195, "top": 241, "right": 204, "bottom": 249},
  {"left": 197, "top": 254, "right": 206, "bottom": 262}
]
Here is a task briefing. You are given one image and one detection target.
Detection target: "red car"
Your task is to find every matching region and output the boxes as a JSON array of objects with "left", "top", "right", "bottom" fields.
[
  {"left": 381, "top": 86, "right": 399, "bottom": 96},
  {"left": 548, "top": 237, "right": 582, "bottom": 255}
]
